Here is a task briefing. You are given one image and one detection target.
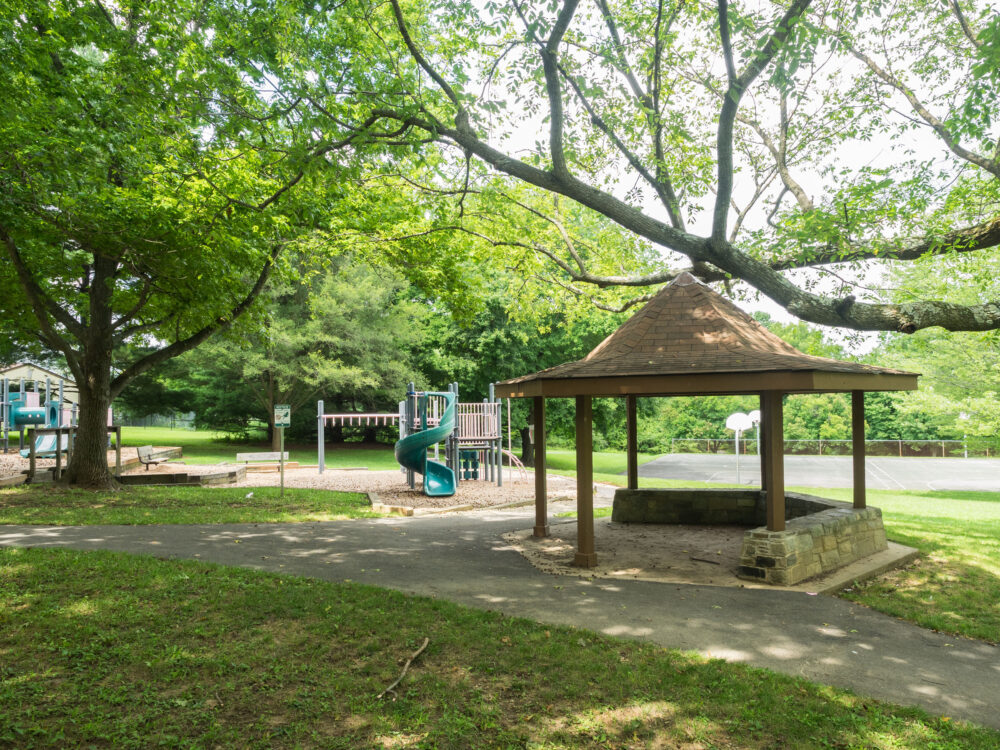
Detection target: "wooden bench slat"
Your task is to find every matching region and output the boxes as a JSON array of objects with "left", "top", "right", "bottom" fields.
[{"left": 235, "top": 452, "right": 289, "bottom": 462}]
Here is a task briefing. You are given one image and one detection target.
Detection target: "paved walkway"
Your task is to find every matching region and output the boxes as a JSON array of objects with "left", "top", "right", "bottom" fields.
[
  {"left": 3, "top": 511, "right": 999, "bottom": 730},
  {"left": 639, "top": 453, "right": 1000, "bottom": 491}
]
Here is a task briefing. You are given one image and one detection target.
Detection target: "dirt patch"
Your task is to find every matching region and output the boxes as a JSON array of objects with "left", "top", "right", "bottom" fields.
[
  {"left": 503, "top": 518, "right": 753, "bottom": 587},
  {"left": 0, "top": 446, "right": 145, "bottom": 477},
  {"left": 230, "top": 467, "right": 579, "bottom": 510},
  {"left": 1, "top": 448, "right": 576, "bottom": 511}
]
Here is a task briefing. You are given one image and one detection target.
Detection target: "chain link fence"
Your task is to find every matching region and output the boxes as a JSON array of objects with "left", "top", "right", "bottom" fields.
[
  {"left": 116, "top": 412, "right": 196, "bottom": 430},
  {"left": 668, "top": 438, "right": 997, "bottom": 458}
]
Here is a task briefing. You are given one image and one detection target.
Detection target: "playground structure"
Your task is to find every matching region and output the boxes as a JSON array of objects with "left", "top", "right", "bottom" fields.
[
  {"left": 317, "top": 382, "right": 516, "bottom": 496},
  {"left": 1, "top": 372, "right": 77, "bottom": 456},
  {"left": 395, "top": 390, "right": 458, "bottom": 496}
]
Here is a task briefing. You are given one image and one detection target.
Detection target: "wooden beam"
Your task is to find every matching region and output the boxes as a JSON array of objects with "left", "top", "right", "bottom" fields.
[
  {"left": 533, "top": 396, "right": 549, "bottom": 537},
  {"left": 626, "top": 394, "right": 638, "bottom": 490},
  {"left": 762, "top": 391, "right": 785, "bottom": 532},
  {"left": 852, "top": 390, "right": 866, "bottom": 510},
  {"left": 574, "top": 395, "right": 597, "bottom": 567},
  {"left": 493, "top": 371, "right": 918, "bottom": 399}
]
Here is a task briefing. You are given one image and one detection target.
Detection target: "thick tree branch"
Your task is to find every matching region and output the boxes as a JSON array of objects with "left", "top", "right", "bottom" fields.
[
  {"left": 365, "top": 108, "right": 706, "bottom": 258},
  {"left": 0, "top": 224, "right": 86, "bottom": 348},
  {"left": 109, "top": 242, "right": 283, "bottom": 398},
  {"left": 542, "top": 0, "right": 580, "bottom": 178},
  {"left": 717, "top": 239, "right": 1000, "bottom": 332},
  {"left": 590, "top": 0, "right": 685, "bottom": 227},
  {"left": 844, "top": 41, "right": 999, "bottom": 178},
  {"left": 557, "top": 63, "right": 680, "bottom": 216},
  {"left": 111, "top": 278, "right": 152, "bottom": 332},
  {"left": 712, "top": 0, "right": 813, "bottom": 241},
  {"left": 948, "top": 0, "right": 983, "bottom": 48},
  {"left": 387, "top": 0, "right": 470, "bottom": 131},
  {"left": 534, "top": 272, "right": 655, "bottom": 312}
]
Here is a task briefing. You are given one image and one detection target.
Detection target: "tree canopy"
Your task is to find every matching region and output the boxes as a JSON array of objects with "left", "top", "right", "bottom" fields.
[
  {"left": 0, "top": 0, "right": 348, "bottom": 483},
  {"left": 293, "top": 0, "right": 1000, "bottom": 333}
]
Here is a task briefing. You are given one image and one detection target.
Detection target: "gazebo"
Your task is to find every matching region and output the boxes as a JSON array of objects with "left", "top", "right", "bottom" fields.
[{"left": 495, "top": 273, "right": 918, "bottom": 585}]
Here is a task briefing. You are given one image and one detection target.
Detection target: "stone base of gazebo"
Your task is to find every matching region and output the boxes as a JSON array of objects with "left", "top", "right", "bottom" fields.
[{"left": 612, "top": 489, "right": 888, "bottom": 586}]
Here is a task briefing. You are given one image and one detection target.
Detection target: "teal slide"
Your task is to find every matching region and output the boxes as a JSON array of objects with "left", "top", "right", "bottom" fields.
[
  {"left": 394, "top": 391, "right": 457, "bottom": 497},
  {"left": 19, "top": 433, "right": 69, "bottom": 458}
]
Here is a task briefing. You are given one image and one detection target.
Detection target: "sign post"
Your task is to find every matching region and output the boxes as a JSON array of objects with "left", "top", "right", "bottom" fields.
[
  {"left": 274, "top": 404, "right": 291, "bottom": 497},
  {"left": 726, "top": 412, "right": 754, "bottom": 485}
]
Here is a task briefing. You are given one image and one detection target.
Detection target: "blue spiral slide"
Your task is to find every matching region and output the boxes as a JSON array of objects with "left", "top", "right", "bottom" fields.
[{"left": 394, "top": 392, "right": 457, "bottom": 497}]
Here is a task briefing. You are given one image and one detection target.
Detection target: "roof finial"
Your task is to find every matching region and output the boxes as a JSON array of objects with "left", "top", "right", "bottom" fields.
[{"left": 673, "top": 271, "right": 699, "bottom": 286}]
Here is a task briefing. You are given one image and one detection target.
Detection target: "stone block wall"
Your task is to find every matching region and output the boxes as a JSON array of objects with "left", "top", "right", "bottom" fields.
[
  {"left": 612, "top": 488, "right": 763, "bottom": 525},
  {"left": 611, "top": 488, "right": 888, "bottom": 586},
  {"left": 737, "top": 498, "right": 888, "bottom": 585}
]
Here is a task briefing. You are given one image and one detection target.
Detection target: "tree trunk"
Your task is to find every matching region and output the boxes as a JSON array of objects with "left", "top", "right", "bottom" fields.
[
  {"left": 65, "top": 255, "right": 117, "bottom": 488},
  {"left": 520, "top": 426, "right": 533, "bottom": 467},
  {"left": 66, "top": 347, "right": 115, "bottom": 486},
  {"left": 268, "top": 371, "right": 280, "bottom": 451}
]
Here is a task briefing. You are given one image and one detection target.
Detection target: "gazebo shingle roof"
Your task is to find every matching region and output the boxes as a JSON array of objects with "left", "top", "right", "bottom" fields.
[{"left": 496, "top": 273, "right": 917, "bottom": 397}]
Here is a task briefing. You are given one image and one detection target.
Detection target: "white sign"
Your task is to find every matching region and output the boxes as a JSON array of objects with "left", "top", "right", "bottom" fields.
[{"left": 274, "top": 404, "right": 291, "bottom": 428}]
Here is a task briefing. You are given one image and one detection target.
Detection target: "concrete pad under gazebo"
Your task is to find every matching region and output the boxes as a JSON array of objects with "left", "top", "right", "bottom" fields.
[{"left": 495, "top": 273, "right": 919, "bottom": 586}]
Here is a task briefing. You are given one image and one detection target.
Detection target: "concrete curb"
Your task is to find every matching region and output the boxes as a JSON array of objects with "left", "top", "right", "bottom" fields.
[
  {"left": 806, "top": 541, "right": 921, "bottom": 594},
  {"left": 368, "top": 494, "right": 565, "bottom": 517}
]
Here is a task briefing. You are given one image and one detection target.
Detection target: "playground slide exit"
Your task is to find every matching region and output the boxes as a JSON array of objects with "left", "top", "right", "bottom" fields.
[{"left": 394, "top": 391, "right": 457, "bottom": 497}]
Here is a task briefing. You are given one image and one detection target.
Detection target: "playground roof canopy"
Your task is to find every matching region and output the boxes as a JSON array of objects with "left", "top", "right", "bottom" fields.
[
  {"left": 0, "top": 362, "right": 80, "bottom": 404},
  {"left": 494, "top": 273, "right": 918, "bottom": 398}
]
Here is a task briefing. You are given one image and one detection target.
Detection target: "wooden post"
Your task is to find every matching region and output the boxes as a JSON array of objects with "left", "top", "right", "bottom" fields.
[
  {"left": 115, "top": 426, "right": 122, "bottom": 476},
  {"left": 28, "top": 427, "right": 36, "bottom": 482},
  {"left": 54, "top": 428, "right": 62, "bottom": 481},
  {"left": 532, "top": 396, "right": 549, "bottom": 537},
  {"left": 279, "top": 426, "right": 285, "bottom": 498},
  {"left": 574, "top": 395, "right": 597, "bottom": 567},
  {"left": 758, "top": 393, "right": 768, "bottom": 492},
  {"left": 317, "top": 400, "right": 325, "bottom": 474},
  {"left": 762, "top": 392, "right": 785, "bottom": 532},
  {"left": 852, "top": 390, "right": 866, "bottom": 509},
  {"left": 626, "top": 394, "right": 638, "bottom": 490}
]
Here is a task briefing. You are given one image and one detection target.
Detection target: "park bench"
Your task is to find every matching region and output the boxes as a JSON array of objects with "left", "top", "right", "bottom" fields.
[
  {"left": 137, "top": 445, "right": 172, "bottom": 470},
  {"left": 235, "top": 452, "right": 295, "bottom": 472},
  {"left": 235, "top": 451, "right": 289, "bottom": 463}
]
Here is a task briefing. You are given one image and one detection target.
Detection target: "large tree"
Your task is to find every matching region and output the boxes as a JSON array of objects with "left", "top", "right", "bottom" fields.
[
  {"left": 183, "top": 259, "right": 431, "bottom": 448},
  {"left": 0, "top": 0, "right": 351, "bottom": 485},
  {"left": 299, "top": 0, "right": 1000, "bottom": 333}
]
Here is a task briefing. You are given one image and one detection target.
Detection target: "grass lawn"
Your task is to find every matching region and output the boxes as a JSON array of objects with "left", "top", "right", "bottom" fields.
[
  {"left": 0, "top": 486, "right": 380, "bottom": 525},
  {"left": 807, "top": 487, "right": 1000, "bottom": 644},
  {"left": 119, "top": 427, "right": 400, "bottom": 470},
  {"left": 2, "top": 548, "right": 995, "bottom": 749}
]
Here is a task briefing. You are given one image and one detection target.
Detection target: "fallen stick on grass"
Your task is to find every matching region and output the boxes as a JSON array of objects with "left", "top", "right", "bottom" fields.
[
  {"left": 378, "top": 637, "right": 430, "bottom": 700},
  {"left": 689, "top": 556, "right": 721, "bottom": 565}
]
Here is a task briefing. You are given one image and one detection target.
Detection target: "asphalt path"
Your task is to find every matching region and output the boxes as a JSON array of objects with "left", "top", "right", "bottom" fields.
[
  {"left": 638, "top": 454, "right": 1000, "bottom": 491},
  {"left": 3, "top": 511, "right": 999, "bottom": 730}
]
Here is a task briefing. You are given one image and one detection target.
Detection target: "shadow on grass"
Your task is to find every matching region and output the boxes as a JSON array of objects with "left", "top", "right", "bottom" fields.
[
  {"left": 1, "top": 547, "right": 996, "bottom": 749},
  {"left": 840, "top": 506, "right": 1000, "bottom": 644},
  {"left": 0, "top": 485, "right": 379, "bottom": 526}
]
